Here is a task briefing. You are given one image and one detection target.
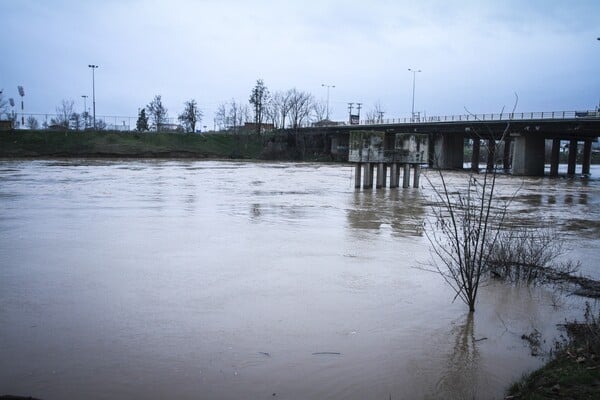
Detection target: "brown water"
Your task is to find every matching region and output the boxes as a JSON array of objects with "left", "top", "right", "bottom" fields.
[{"left": 0, "top": 160, "right": 598, "bottom": 400}]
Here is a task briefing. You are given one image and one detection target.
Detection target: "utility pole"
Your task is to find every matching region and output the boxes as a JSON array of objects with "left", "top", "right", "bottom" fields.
[
  {"left": 347, "top": 103, "right": 354, "bottom": 123},
  {"left": 88, "top": 64, "right": 98, "bottom": 130},
  {"left": 356, "top": 103, "right": 362, "bottom": 121}
]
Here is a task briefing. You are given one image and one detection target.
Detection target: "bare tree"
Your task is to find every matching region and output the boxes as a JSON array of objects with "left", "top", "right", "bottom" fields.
[
  {"left": 70, "top": 112, "right": 82, "bottom": 131},
  {"left": 146, "top": 95, "right": 168, "bottom": 131},
  {"left": 178, "top": 99, "right": 203, "bottom": 133},
  {"left": 26, "top": 115, "right": 39, "bottom": 130},
  {"left": 215, "top": 102, "right": 228, "bottom": 130},
  {"left": 313, "top": 99, "right": 328, "bottom": 122},
  {"left": 424, "top": 102, "right": 516, "bottom": 313},
  {"left": 54, "top": 99, "right": 75, "bottom": 129},
  {"left": 215, "top": 99, "right": 249, "bottom": 132},
  {"left": 269, "top": 90, "right": 292, "bottom": 129},
  {"left": 249, "top": 79, "right": 269, "bottom": 133},
  {"left": 366, "top": 101, "right": 385, "bottom": 124},
  {"left": 288, "top": 88, "right": 314, "bottom": 129}
]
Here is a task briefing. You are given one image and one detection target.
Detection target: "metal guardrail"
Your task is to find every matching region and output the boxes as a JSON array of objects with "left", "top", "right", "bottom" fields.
[{"left": 359, "top": 110, "right": 600, "bottom": 126}]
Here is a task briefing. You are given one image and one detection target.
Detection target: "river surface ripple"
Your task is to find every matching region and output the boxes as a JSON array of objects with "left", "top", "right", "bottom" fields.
[{"left": 0, "top": 160, "right": 598, "bottom": 399}]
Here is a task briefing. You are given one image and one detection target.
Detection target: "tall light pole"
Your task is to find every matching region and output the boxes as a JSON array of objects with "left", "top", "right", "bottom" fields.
[
  {"left": 408, "top": 68, "right": 421, "bottom": 122},
  {"left": 321, "top": 83, "right": 335, "bottom": 120},
  {"left": 88, "top": 64, "right": 98, "bottom": 130}
]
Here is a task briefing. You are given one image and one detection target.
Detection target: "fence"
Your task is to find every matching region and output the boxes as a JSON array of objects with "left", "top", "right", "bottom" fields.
[{"left": 3, "top": 110, "right": 599, "bottom": 132}]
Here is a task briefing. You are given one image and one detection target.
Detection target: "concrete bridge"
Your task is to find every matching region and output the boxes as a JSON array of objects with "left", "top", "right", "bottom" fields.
[{"left": 303, "top": 111, "right": 600, "bottom": 182}]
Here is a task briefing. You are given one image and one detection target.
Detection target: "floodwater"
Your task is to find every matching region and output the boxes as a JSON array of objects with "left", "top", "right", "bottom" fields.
[{"left": 0, "top": 160, "right": 598, "bottom": 400}]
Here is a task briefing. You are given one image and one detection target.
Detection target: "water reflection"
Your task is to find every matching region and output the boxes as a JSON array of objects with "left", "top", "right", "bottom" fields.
[
  {"left": 346, "top": 189, "right": 425, "bottom": 237},
  {"left": 436, "top": 314, "right": 481, "bottom": 400}
]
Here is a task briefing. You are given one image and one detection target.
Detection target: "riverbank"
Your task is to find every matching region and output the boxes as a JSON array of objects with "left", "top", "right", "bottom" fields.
[
  {"left": 0, "top": 130, "right": 334, "bottom": 161},
  {"left": 0, "top": 130, "right": 265, "bottom": 159},
  {"left": 507, "top": 304, "right": 600, "bottom": 399}
]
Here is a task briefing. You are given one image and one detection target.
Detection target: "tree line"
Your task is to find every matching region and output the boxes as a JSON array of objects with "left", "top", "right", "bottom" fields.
[{"left": 2, "top": 78, "right": 388, "bottom": 132}]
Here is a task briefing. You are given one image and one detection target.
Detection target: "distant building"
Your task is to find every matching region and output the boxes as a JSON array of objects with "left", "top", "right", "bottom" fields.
[
  {"left": 0, "top": 120, "right": 13, "bottom": 131},
  {"left": 243, "top": 122, "right": 275, "bottom": 132}
]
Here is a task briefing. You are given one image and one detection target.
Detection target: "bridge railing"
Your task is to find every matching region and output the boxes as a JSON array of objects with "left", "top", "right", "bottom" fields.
[{"left": 359, "top": 110, "right": 600, "bottom": 126}]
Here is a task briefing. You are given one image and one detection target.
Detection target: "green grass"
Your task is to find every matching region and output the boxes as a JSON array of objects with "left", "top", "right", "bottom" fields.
[
  {"left": 0, "top": 130, "right": 266, "bottom": 159},
  {"left": 507, "top": 305, "right": 600, "bottom": 399}
]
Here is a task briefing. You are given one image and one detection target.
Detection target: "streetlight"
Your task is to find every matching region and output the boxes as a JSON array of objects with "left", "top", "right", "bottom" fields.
[
  {"left": 408, "top": 68, "right": 421, "bottom": 122},
  {"left": 88, "top": 64, "right": 98, "bottom": 130},
  {"left": 321, "top": 83, "right": 335, "bottom": 120}
]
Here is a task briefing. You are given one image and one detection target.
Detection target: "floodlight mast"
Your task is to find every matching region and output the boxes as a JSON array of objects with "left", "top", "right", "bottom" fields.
[
  {"left": 17, "top": 86, "right": 24, "bottom": 127},
  {"left": 88, "top": 65, "right": 98, "bottom": 130}
]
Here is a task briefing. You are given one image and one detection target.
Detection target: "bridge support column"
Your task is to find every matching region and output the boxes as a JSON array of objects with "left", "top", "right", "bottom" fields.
[
  {"left": 402, "top": 164, "right": 410, "bottom": 188},
  {"left": 582, "top": 139, "right": 592, "bottom": 176},
  {"left": 549, "top": 139, "right": 561, "bottom": 177},
  {"left": 471, "top": 138, "right": 480, "bottom": 172},
  {"left": 395, "top": 163, "right": 401, "bottom": 187},
  {"left": 413, "top": 164, "right": 421, "bottom": 188},
  {"left": 567, "top": 139, "right": 578, "bottom": 175},
  {"left": 363, "top": 163, "right": 374, "bottom": 189},
  {"left": 511, "top": 135, "right": 545, "bottom": 176},
  {"left": 389, "top": 163, "right": 398, "bottom": 188},
  {"left": 486, "top": 139, "right": 496, "bottom": 172},
  {"left": 376, "top": 163, "right": 387, "bottom": 188},
  {"left": 503, "top": 138, "right": 512, "bottom": 171},
  {"left": 433, "top": 133, "right": 464, "bottom": 169},
  {"left": 354, "top": 163, "right": 362, "bottom": 188}
]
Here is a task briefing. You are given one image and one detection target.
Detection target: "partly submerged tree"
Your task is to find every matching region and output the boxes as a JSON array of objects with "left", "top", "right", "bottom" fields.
[
  {"left": 424, "top": 98, "right": 575, "bottom": 312},
  {"left": 424, "top": 101, "right": 513, "bottom": 313},
  {"left": 146, "top": 95, "right": 168, "bottom": 131},
  {"left": 178, "top": 99, "right": 203, "bottom": 133}
]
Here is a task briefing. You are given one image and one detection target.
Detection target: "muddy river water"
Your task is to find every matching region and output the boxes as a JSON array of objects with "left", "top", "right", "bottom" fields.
[{"left": 0, "top": 160, "right": 598, "bottom": 399}]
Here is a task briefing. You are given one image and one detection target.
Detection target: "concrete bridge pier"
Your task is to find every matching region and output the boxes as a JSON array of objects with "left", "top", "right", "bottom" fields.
[
  {"left": 486, "top": 139, "right": 496, "bottom": 172},
  {"left": 583, "top": 139, "right": 593, "bottom": 175},
  {"left": 389, "top": 163, "right": 398, "bottom": 188},
  {"left": 354, "top": 163, "right": 362, "bottom": 188},
  {"left": 402, "top": 164, "right": 411, "bottom": 188},
  {"left": 376, "top": 163, "right": 387, "bottom": 188},
  {"left": 549, "top": 139, "right": 561, "bottom": 177},
  {"left": 413, "top": 164, "right": 421, "bottom": 188},
  {"left": 567, "top": 140, "right": 578, "bottom": 175},
  {"left": 471, "top": 138, "right": 480, "bottom": 172},
  {"left": 363, "top": 163, "right": 374, "bottom": 189},
  {"left": 433, "top": 133, "right": 464, "bottom": 169},
  {"left": 511, "top": 135, "right": 545, "bottom": 176},
  {"left": 503, "top": 138, "right": 512, "bottom": 171}
]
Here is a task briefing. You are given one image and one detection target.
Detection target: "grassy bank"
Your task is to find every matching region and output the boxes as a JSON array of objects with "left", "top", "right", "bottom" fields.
[
  {"left": 507, "top": 304, "right": 600, "bottom": 399},
  {"left": 0, "top": 130, "right": 267, "bottom": 159}
]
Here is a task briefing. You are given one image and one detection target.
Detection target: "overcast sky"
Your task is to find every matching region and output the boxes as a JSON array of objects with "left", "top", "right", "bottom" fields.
[{"left": 2, "top": 0, "right": 599, "bottom": 126}]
